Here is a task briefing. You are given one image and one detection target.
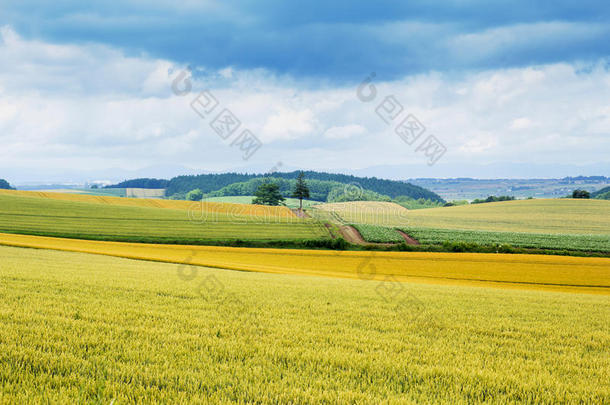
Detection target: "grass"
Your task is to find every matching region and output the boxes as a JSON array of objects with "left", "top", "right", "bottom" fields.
[
  {"left": 0, "top": 192, "right": 329, "bottom": 244},
  {"left": 351, "top": 224, "right": 405, "bottom": 243},
  {"left": 0, "top": 245, "right": 609, "bottom": 403}
]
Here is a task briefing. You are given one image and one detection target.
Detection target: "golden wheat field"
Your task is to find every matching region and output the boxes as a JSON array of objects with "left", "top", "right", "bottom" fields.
[
  {"left": 1, "top": 244, "right": 609, "bottom": 403},
  {"left": 1, "top": 232, "right": 608, "bottom": 294}
]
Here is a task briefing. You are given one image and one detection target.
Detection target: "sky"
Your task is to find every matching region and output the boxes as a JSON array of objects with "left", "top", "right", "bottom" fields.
[{"left": 1, "top": 0, "right": 609, "bottom": 183}]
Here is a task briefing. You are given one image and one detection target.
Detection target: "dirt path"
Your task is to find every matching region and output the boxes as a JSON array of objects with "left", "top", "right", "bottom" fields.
[
  {"left": 396, "top": 230, "right": 420, "bottom": 245},
  {"left": 338, "top": 225, "right": 367, "bottom": 244},
  {"left": 291, "top": 208, "right": 310, "bottom": 218},
  {"left": 324, "top": 223, "right": 337, "bottom": 239}
]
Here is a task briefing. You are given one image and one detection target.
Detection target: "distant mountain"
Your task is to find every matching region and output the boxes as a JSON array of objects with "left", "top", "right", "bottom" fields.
[
  {"left": 4, "top": 164, "right": 199, "bottom": 185},
  {"left": 4, "top": 161, "right": 609, "bottom": 185},
  {"left": 106, "top": 178, "right": 169, "bottom": 189},
  {"left": 166, "top": 173, "right": 255, "bottom": 196},
  {"left": 350, "top": 162, "right": 610, "bottom": 180}
]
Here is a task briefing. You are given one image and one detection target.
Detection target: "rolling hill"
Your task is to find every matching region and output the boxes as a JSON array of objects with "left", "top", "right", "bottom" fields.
[
  {"left": 0, "top": 190, "right": 329, "bottom": 245},
  {"left": 592, "top": 186, "right": 610, "bottom": 199},
  {"left": 405, "top": 198, "right": 610, "bottom": 234}
]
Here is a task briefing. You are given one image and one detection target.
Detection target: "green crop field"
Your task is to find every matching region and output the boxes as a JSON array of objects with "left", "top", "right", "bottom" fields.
[
  {"left": 401, "top": 227, "right": 610, "bottom": 253},
  {"left": 0, "top": 193, "right": 329, "bottom": 244},
  {"left": 0, "top": 245, "right": 608, "bottom": 403},
  {"left": 351, "top": 223, "right": 405, "bottom": 243}
]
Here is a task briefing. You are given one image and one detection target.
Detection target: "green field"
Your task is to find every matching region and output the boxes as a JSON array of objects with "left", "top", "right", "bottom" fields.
[
  {"left": 1, "top": 245, "right": 608, "bottom": 403},
  {"left": 314, "top": 199, "right": 610, "bottom": 252},
  {"left": 0, "top": 193, "right": 329, "bottom": 244},
  {"left": 36, "top": 188, "right": 127, "bottom": 197},
  {"left": 406, "top": 199, "right": 610, "bottom": 234},
  {"left": 401, "top": 227, "right": 610, "bottom": 253},
  {"left": 203, "top": 195, "right": 320, "bottom": 209},
  {"left": 351, "top": 223, "right": 405, "bottom": 243}
]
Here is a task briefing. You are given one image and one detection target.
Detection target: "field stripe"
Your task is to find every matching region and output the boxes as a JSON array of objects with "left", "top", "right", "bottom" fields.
[{"left": 1, "top": 232, "right": 609, "bottom": 294}]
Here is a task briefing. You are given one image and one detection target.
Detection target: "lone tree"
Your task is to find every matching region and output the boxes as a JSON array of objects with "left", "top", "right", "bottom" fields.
[
  {"left": 572, "top": 189, "right": 590, "bottom": 199},
  {"left": 291, "top": 171, "right": 310, "bottom": 210},
  {"left": 252, "top": 182, "right": 285, "bottom": 206}
]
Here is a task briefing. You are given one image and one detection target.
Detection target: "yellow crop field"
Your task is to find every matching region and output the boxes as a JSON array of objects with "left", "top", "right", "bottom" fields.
[
  {"left": 0, "top": 189, "right": 295, "bottom": 218},
  {"left": 1, "top": 244, "right": 609, "bottom": 403},
  {"left": 1, "top": 232, "right": 608, "bottom": 294}
]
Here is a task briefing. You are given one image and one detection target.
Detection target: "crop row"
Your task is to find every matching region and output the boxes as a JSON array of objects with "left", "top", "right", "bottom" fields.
[
  {"left": 400, "top": 227, "right": 610, "bottom": 252},
  {"left": 0, "top": 194, "right": 329, "bottom": 243},
  {"left": 350, "top": 224, "right": 405, "bottom": 243}
]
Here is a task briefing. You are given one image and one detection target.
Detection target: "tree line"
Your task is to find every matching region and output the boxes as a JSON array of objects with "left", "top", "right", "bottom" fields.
[
  {"left": 163, "top": 171, "right": 444, "bottom": 202},
  {"left": 0, "top": 179, "right": 14, "bottom": 190}
]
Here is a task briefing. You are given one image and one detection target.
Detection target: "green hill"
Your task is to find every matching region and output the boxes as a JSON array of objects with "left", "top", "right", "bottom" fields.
[
  {"left": 592, "top": 186, "right": 610, "bottom": 200},
  {"left": 204, "top": 177, "right": 394, "bottom": 202},
  {"left": 164, "top": 171, "right": 444, "bottom": 202}
]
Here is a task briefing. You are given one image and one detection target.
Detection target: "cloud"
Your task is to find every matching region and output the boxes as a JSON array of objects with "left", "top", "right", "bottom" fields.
[
  {"left": 261, "top": 107, "right": 316, "bottom": 141},
  {"left": 510, "top": 117, "right": 533, "bottom": 130},
  {"left": 323, "top": 124, "right": 365, "bottom": 139},
  {"left": 0, "top": 25, "right": 174, "bottom": 97},
  {"left": 2, "top": 1, "right": 610, "bottom": 80},
  {"left": 0, "top": 26, "right": 609, "bottom": 178},
  {"left": 448, "top": 21, "right": 610, "bottom": 65}
]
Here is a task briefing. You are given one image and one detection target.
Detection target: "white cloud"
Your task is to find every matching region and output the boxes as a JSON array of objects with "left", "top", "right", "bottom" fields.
[
  {"left": 323, "top": 124, "right": 365, "bottom": 139},
  {"left": 510, "top": 117, "right": 533, "bottom": 130},
  {"left": 261, "top": 107, "right": 316, "bottom": 141}
]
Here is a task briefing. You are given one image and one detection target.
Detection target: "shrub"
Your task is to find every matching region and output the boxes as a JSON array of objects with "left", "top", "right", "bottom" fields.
[
  {"left": 572, "top": 189, "right": 590, "bottom": 199},
  {"left": 186, "top": 189, "right": 204, "bottom": 201}
]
